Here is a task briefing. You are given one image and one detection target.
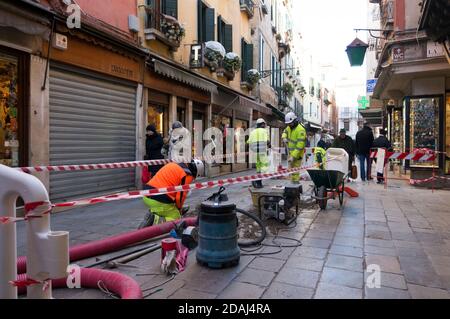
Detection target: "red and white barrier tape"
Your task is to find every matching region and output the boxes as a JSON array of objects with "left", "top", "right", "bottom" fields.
[
  {"left": 410, "top": 175, "right": 450, "bottom": 185},
  {"left": 0, "top": 201, "right": 52, "bottom": 225},
  {"left": 2, "top": 165, "right": 315, "bottom": 224},
  {"left": 370, "top": 149, "right": 440, "bottom": 162},
  {"left": 9, "top": 278, "right": 50, "bottom": 291},
  {"left": 14, "top": 151, "right": 274, "bottom": 174}
]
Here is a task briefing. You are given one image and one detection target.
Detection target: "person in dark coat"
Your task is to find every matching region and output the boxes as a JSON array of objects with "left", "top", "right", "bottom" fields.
[
  {"left": 355, "top": 123, "right": 374, "bottom": 182},
  {"left": 145, "top": 124, "right": 164, "bottom": 178},
  {"left": 372, "top": 129, "right": 392, "bottom": 184},
  {"left": 331, "top": 128, "right": 355, "bottom": 174}
]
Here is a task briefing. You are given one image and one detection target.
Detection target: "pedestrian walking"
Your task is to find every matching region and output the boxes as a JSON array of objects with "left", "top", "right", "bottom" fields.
[
  {"left": 145, "top": 125, "right": 164, "bottom": 178},
  {"left": 247, "top": 118, "right": 271, "bottom": 188},
  {"left": 331, "top": 128, "right": 355, "bottom": 177},
  {"left": 355, "top": 122, "right": 374, "bottom": 182},
  {"left": 282, "top": 112, "right": 307, "bottom": 184},
  {"left": 169, "top": 121, "right": 190, "bottom": 161},
  {"left": 373, "top": 128, "right": 392, "bottom": 184}
]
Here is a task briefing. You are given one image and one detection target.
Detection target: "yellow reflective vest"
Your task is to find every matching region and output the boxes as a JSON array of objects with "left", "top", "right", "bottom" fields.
[
  {"left": 247, "top": 128, "right": 269, "bottom": 153},
  {"left": 314, "top": 147, "right": 327, "bottom": 169},
  {"left": 282, "top": 124, "right": 307, "bottom": 160}
]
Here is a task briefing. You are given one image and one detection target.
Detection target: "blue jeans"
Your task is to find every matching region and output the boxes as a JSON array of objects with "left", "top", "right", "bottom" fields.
[{"left": 358, "top": 154, "right": 371, "bottom": 181}]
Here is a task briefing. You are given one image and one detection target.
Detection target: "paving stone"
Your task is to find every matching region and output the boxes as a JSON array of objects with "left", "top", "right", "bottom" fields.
[
  {"left": 236, "top": 268, "right": 276, "bottom": 287},
  {"left": 365, "top": 245, "right": 398, "bottom": 257},
  {"left": 325, "top": 254, "right": 363, "bottom": 272},
  {"left": 275, "top": 267, "right": 320, "bottom": 289},
  {"left": 396, "top": 246, "right": 428, "bottom": 258},
  {"left": 248, "top": 257, "right": 285, "bottom": 273},
  {"left": 314, "top": 283, "right": 362, "bottom": 299},
  {"left": 262, "top": 282, "right": 314, "bottom": 299},
  {"left": 365, "top": 229, "right": 392, "bottom": 240},
  {"left": 391, "top": 232, "right": 417, "bottom": 241},
  {"left": 333, "top": 235, "right": 364, "bottom": 248},
  {"left": 364, "top": 272, "right": 407, "bottom": 290},
  {"left": 407, "top": 284, "right": 450, "bottom": 299},
  {"left": 145, "top": 278, "right": 186, "bottom": 299},
  {"left": 170, "top": 288, "right": 217, "bottom": 299},
  {"left": 365, "top": 255, "right": 402, "bottom": 274},
  {"left": 293, "top": 246, "right": 328, "bottom": 259},
  {"left": 329, "top": 245, "right": 363, "bottom": 258},
  {"left": 398, "top": 256, "right": 445, "bottom": 289},
  {"left": 260, "top": 246, "right": 296, "bottom": 260},
  {"left": 393, "top": 240, "right": 420, "bottom": 248},
  {"left": 305, "top": 230, "right": 335, "bottom": 240},
  {"left": 415, "top": 232, "right": 445, "bottom": 244},
  {"left": 365, "top": 286, "right": 411, "bottom": 299},
  {"left": 320, "top": 267, "right": 364, "bottom": 289},
  {"left": 218, "top": 282, "right": 266, "bottom": 299},
  {"left": 300, "top": 237, "right": 332, "bottom": 249},
  {"left": 365, "top": 238, "right": 395, "bottom": 248},
  {"left": 285, "top": 256, "right": 325, "bottom": 272}
]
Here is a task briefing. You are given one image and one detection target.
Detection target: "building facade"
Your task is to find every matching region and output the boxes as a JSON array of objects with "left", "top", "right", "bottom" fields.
[{"left": 371, "top": 0, "right": 450, "bottom": 183}]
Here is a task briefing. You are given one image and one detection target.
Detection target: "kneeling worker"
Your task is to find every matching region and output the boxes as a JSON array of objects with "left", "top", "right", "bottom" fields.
[
  {"left": 138, "top": 159, "right": 204, "bottom": 228},
  {"left": 247, "top": 118, "right": 271, "bottom": 188}
]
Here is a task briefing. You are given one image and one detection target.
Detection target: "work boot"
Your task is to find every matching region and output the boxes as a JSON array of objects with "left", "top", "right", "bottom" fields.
[{"left": 138, "top": 211, "right": 155, "bottom": 229}]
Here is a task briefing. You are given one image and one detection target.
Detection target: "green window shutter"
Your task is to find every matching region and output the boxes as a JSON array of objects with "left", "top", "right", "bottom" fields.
[
  {"left": 205, "top": 7, "right": 215, "bottom": 42},
  {"left": 163, "top": 0, "right": 178, "bottom": 18},
  {"left": 198, "top": 0, "right": 203, "bottom": 42},
  {"left": 246, "top": 43, "right": 253, "bottom": 70},
  {"left": 241, "top": 38, "right": 246, "bottom": 81},
  {"left": 217, "top": 16, "right": 223, "bottom": 43},
  {"left": 224, "top": 24, "right": 233, "bottom": 53}
]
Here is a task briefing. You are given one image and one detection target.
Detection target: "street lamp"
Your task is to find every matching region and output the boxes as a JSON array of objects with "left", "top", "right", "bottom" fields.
[{"left": 346, "top": 37, "right": 369, "bottom": 67}]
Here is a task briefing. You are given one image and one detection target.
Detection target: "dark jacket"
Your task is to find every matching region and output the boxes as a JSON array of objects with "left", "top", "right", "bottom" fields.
[
  {"left": 332, "top": 135, "right": 355, "bottom": 158},
  {"left": 146, "top": 126, "right": 164, "bottom": 160},
  {"left": 355, "top": 126, "right": 374, "bottom": 155},
  {"left": 373, "top": 135, "right": 393, "bottom": 152}
]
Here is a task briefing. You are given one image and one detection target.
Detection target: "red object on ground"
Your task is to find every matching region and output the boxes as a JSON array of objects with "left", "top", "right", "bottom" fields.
[
  {"left": 16, "top": 268, "right": 143, "bottom": 299},
  {"left": 344, "top": 187, "right": 359, "bottom": 198},
  {"left": 161, "top": 238, "right": 178, "bottom": 260},
  {"left": 17, "top": 217, "right": 198, "bottom": 274}
]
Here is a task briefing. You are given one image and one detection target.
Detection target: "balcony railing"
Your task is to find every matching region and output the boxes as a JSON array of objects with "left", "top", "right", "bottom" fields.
[
  {"left": 144, "top": 8, "right": 182, "bottom": 50},
  {"left": 277, "top": 87, "right": 290, "bottom": 107},
  {"left": 240, "top": 0, "right": 255, "bottom": 18}
]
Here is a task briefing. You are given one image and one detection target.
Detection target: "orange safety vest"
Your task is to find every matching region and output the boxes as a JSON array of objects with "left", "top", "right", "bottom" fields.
[{"left": 147, "top": 162, "right": 194, "bottom": 209}]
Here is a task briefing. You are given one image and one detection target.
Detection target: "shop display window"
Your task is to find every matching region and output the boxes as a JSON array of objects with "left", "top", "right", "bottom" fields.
[
  {"left": 409, "top": 97, "right": 440, "bottom": 168},
  {"left": 0, "top": 52, "right": 19, "bottom": 167},
  {"left": 212, "top": 115, "right": 232, "bottom": 159},
  {"left": 148, "top": 104, "right": 167, "bottom": 136},
  {"left": 234, "top": 118, "right": 249, "bottom": 157},
  {"left": 392, "top": 108, "right": 404, "bottom": 154}
]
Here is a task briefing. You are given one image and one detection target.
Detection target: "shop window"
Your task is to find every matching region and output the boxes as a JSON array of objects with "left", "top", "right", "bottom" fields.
[
  {"left": 148, "top": 104, "right": 167, "bottom": 136},
  {"left": 409, "top": 97, "right": 440, "bottom": 167},
  {"left": 0, "top": 52, "right": 19, "bottom": 167}
]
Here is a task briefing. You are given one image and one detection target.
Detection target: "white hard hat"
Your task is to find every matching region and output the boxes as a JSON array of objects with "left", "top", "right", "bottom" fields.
[
  {"left": 256, "top": 118, "right": 266, "bottom": 125},
  {"left": 192, "top": 159, "right": 204, "bottom": 178},
  {"left": 285, "top": 112, "right": 297, "bottom": 124}
]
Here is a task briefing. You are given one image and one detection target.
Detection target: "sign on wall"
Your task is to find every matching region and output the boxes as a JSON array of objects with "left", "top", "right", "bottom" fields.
[
  {"left": 190, "top": 44, "right": 205, "bottom": 69},
  {"left": 367, "top": 79, "right": 377, "bottom": 94}
]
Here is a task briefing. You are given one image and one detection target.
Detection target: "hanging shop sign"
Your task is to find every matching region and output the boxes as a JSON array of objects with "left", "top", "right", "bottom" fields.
[{"left": 190, "top": 44, "right": 205, "bottom": 69}]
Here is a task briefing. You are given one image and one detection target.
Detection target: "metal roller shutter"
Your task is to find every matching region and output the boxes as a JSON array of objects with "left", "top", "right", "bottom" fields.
[{"left": 49, "top": 67, "right": 137, "bottom": 201}]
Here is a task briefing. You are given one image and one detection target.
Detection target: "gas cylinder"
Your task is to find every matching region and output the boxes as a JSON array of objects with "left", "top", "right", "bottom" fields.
[{"left": 196, "top": 187, "right": 240, "bottom": 269}]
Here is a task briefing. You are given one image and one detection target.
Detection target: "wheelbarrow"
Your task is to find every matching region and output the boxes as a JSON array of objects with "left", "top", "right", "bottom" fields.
[{"left": 307, "top": 169, "right": 348, "bottom": 210}]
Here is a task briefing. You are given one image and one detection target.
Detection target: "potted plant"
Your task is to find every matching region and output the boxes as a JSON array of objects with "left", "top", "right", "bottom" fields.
[
  {"left": 204, "top": 41, "right": 226, "bottom": 72},
  {"left": 222, "top": 53, "right": 242, "bottom": 80},
  {"left": 247, "top": 69, "right": 261, "bottom": 88},
  {"left": 282, "top": 82, "right": 294, "bottom": 100},
  {"left": 161, "top": 15, "right": 186, "bottom": 44}
]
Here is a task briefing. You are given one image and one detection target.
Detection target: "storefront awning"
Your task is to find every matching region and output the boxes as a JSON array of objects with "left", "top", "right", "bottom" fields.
[
  {"left": 240, "top": 96, "right": 272, "bottom": 115},
  {"left": 359, "top": 108, "right": 383, "bottom": 126},
  {"left": 0, "top": 4, "right": 51, "bottom": 39},
  {"left": 153, "top": 60, "right": 218, "bottom": 94},
  {"left": 267, "top": 104, "right": 285, "bottom": 121}
]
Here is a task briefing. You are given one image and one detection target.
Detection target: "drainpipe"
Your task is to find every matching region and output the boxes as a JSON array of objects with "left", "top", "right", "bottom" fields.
[{"left": 0, "top": 165, "right": 69, "bottom": 299}]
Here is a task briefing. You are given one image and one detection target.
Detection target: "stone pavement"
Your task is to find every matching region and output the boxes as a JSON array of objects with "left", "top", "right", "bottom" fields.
[{"left": 15, "top": 169, "right": 450, "bottom": 299}]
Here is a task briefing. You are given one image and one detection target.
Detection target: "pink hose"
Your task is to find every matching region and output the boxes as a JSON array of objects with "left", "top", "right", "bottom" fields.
[
  {"left": 17, "top": 217, "right": 197, "bottom": 274},
  {"left": 17, "top": 268, "right": 143, "bottom": 299}
]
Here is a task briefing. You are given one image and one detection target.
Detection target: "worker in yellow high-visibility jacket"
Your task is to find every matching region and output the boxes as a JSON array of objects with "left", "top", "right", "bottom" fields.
[
  {"left": 314, "top": 140, "right": 328, "bottom": 170},
  {"left": 247, "top": 118, "right": 271, "bottom": 188},
  {"left": 282, "top": 112, "right": 307, "bottom": 184}
]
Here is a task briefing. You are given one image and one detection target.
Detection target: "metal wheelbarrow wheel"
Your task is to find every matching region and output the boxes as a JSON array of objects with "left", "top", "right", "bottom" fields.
[{"left": 317, "top": 186, "right": 328, "bottom": 210}]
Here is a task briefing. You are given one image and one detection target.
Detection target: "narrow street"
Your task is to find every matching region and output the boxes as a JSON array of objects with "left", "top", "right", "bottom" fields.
[{"left": 15, "top": 168, "right": 450, "bottom": 299}]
